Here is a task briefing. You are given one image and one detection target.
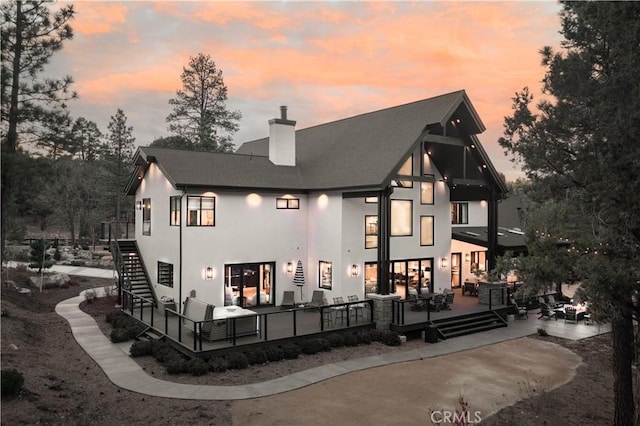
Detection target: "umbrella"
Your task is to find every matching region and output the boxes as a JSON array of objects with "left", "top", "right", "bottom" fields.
[{"left": 293, "top": 260, "right": 305, "bottom": 303}]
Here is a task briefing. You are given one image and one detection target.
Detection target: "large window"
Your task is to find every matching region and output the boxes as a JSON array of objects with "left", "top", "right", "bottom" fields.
[
  {"left": 187, "top": 196, "right": 215, "bottom": 226},
  {"left": 365, "top": 215, "right": 378, "bottom": 249},
  {"left": 142, "top": 198, "right": 151, "bottom": 235},
  {"left": 391, "top": 199, "right": 412, "bottom": 236},
  {"left": 157, "top": 261, "right": 173, "bottom": 287},
  {"left": 170, "top": 196, "right": 181, "bottom": 226},
  {"left": 420, "top": 216, "right": 434, "bottom": 246},
  {"left": 224, "top": 262, "right": 274, "bottom": 307},
  {"left": 421, "top": 180, "right": 434, "bottom": 205},
  {"left": 451, "top": 202, "right": 469, "bottom": 224}
]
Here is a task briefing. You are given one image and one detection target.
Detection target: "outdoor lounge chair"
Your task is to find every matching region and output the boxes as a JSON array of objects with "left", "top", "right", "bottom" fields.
[
  {"left": 564, "top": 306, "right": 578, "bottom": 324},
  {"left": 182, "top": 297, "right": 214, "bottom": 340},
  {"left": 510, "top": 298, "right": 528, "bottom": 319},
  {"left": 306, "top": 290, "right": 325, "bottom": 309},
  {"left": 538, "top": 302, "right": 555, "bottom": 320},
  {"left": 430, "top": 294, "right": 445, "bottom": 312},
  {"left": 280, "top": 291, "right": 295, "bottom": 310},
  {"left": 547, "top": 294, "right": 563, "bottom": 309},
  {"left": 442, "top": 290, "right": 454, "bottom": 310},
  {"left": 408, "top": 289, "right": 428, "bottom": 311}
]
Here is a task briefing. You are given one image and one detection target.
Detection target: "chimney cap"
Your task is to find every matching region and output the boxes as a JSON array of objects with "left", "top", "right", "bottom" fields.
[{"left": 280, "top": 105, "right": 287, "bottom": 120}]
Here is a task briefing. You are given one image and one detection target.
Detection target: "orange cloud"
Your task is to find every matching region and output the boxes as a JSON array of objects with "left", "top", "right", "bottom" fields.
[{"left": 73, "top": 2, "right": 129, "bottom": 36}]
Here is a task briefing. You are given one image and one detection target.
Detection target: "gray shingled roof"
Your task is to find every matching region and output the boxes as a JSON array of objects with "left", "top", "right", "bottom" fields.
[{"left": 128, "top": 90, "right": 490, "bottom": 194}]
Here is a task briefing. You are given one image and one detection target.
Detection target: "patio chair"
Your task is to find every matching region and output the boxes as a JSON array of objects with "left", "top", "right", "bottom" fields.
[
  {"left": 538, "top": 302, "right": 555, "bottom": 320},
  {"left": 280, "top": 291, "right": 295, "bottom": 310},
  {"left": 564, "top": 306, "right": 578, "bottom": 324},
  {"left": 306, "top": 290, "right": 325, "bottom": 310},
  {"left": 510, "top": 298, "right": 528, "bottom": 319},
  {"left": 547, "top": 294, "right": 563, "bottom": 309},
  {"left": 408, "top": 289, "right": 428, "bottom": 311},
  {"left": 583, "top": 312, "right": 593, "bottom": 325},
  {"left": 348, "top": 295, "right": 365, "bottom": 322},
  {"left": 442, "top": 290, "right": 454, "bottom": 310},
  {"left": 430, "top": 294, "right": 445, "bottom": 312},
  {"left": 332, "top": 297, "right": 348, "bottom": 324}
]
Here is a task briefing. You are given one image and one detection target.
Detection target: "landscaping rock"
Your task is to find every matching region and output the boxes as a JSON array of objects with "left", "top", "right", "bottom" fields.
[{"left": 29, "top": 273, "right": 71, "bottom": 289}]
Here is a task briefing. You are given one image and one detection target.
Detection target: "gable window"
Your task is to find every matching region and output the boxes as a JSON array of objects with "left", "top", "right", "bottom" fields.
[
  {"left": 157, "top": 261, "right": 173, "bottom": 288},
  {"left": 420, "top": 216, "right": 434, "bottom": 246},
  {"left": 421, "top": 181, "right": 434, "bottom": 205},
  {"left": 451, "top": 202, "right": 468, "bottom": 224},
  {"left": 142, "top": 198, "right": 151, "bottom": 235},
  {"left": 365, "top": 215, "right": 378, "bottom": 249},
  {"left": 392, "top": 156, "right": 413, "bottom": 188},
  {"left": 276, "top": 197, "right": 299, "bottom": 209},
  {"left": 391, "top": 199, "right": 413, "bottom": 236},
  {"left": 170, "top": 196, "right": 181, "bottom": 226},
  {"left": 187, "top": 196, "right": 215, "bottom": 226},
  {"left": 365, "top": 196, "right": 378, "bottom": 203}
]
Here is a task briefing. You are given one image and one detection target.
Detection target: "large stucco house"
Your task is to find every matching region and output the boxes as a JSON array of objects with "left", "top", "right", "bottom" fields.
[{"left": 124, "top": 90, "right": 508, "bottom": 314}]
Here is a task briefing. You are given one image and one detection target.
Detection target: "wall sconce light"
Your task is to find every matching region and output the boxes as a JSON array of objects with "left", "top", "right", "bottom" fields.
[
  {"left": 286, "top": 262, "right": 294, "bottom": 275},
  {"left": 440, "top": 257, "right": 448, "bottom": 269},
  {"left": 135, "top": 200, "right": 142, "bottom": 210},
  {"left": 350, "top": 264, "right": 359, "bottom": 277},
  {"left": 205, "top": 266, "right": 214, "bottom": 280},
  {"left": 465, "top": 253, "right": 470, "bottom": 263}
]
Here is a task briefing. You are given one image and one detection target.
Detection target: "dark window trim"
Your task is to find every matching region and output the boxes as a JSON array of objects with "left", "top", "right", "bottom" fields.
[
  {"left": 420, "top": 215, "right": 435, "bottom": 246},
  {"left": 157, "top": 261, "right": 173, "bottom": 288},
  {"left": 451, "top": 202, "right": 469, "bottom": 225},
  {"left": 187, "top": 195, "right": 215, "bottom": 227},
  {"left": 391, "top": 199, "right": 413, "bottom": 237},
  {"left": 169, "top": 196, "right": 181, "bottom": 226},
  {"left": 365, "top": 215, "right": 378, "bottom": 249},
  {"left": 142, "top": 198, "right": 151, "bottom": 236},
  {"left": 276, "top": 197, "right": 300, "bottom": 209}
]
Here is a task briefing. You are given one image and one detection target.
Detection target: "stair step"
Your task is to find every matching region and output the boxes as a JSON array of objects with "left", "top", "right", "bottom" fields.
[
  {"left": 439, "top": 322, "right": 506, "bottom": 339},
  {"left": 438, "top": 318, "right": 502, "bottom": 334}
]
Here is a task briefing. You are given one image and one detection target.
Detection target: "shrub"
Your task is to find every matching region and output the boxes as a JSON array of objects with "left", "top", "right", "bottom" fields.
[
  {"left": 368, "top": 329, "right": 385, "bottom": 342},
  {"left": 186, "top": 358, "right": 209, "bottom": 376},
  {"left": 226, "top": 352, "right": 249, "bottom": 370},
  {"left": 1, "top": 369, "right": 25, "bottom": 398},
  {"left": 356, "top": 331, "right": 372, "bottom": 345},
  {"left": 537, "top": 327, "right": 549, "bottom": 337},
  {"left": 166, "top": 356, "right": 187, "bottom": 375},
  {"left": 209, "top": 357, "right": 230, "bottom": 373},
  {"left": 53, "top": 247, "right": 62, "bottom": 261},
  {"left": 153, "top": 346, "right": 178, "bottom": 363},
  {"left": 281, "top": 343, "right": 301, "bottom": 360},
  {"left": 244, "top": 349, "right": 268, "bottom": 366},
  {"left": 381, "top": 331, "right": 401, "bottom": 346},
  {"left": 317, "top": 338, "right": 331, "bottom": 352},
  {"left": 299, "top": 339, "right": 322, "bottom": 355},
  {"left": 343, "top": 333, "right": 359, "bottom": 347},
  {"left": 264, "top": 347, "right": 285, "bottom": 362},
  {"left": 130, "top": 340, "right": 153, "bottom": 357},
  {"left": 110, "top": 328, "right": 130, "bottom": 343},
  {"left": 327, "top": 334, "right": 345, "bottom": 348},
  {"left": 106, "top": 310, "right": 128, "bottom": 325}
]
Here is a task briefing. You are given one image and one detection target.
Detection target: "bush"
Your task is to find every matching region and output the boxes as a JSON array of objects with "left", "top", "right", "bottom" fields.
[
  {"left": 153, "top": 346, "right": 178, "bottom": 363},
  {"left": 356, "top": 331, "right": 372, "bottom": 345},
  {"left": 381, "top": 331, "right": 401, "bottom": 346},
  {"left": 281, "top": 343, "right": 301, "bottom": 360},
  {"left": 106, "top": 310, "right": 129, "bottom": 325},
  {"left": 327, "top": 334, "right": 345, "bottom": 348},
  {"left": 110, "top": 328, "right": 130, "bottom": 343},
  {"left": 209, "top": 357, "right": 230, "bottom": 373},
  {"left": 368, "top": 329, "right": 385, "bottom": 342},
  {"left": 264, "top": 347, "right": 285, "bottom": 362},
  {"left": 53, "top": 247, "right": 62, "bottom": 261},
  {"left": 1, "top": 369, "right": 25, "bottom": 398},
  {"left": 226, "top": 352, "right": 249, "bottom": 370},
  {"left": 343, "top": 333, "right": 359, "bottom": 347},
  {"left": 537, "top": 327, "right": 549, "bottom": 337},
  {"left": 244, "top": 349, "right": 268, "bottom": 366},
  {"left": 130, "top": 340, "right": 153, "bottom": 357},
  {"left": 166, "top": 356, "right": 187, "bottom": 375},
  {"left": 186, "top": 358, "right": 209, "bottom": 376},
  {"left": 299, "top": 339, "right": 322, "bottom": 355},
  {"left": 317, "top": 338, "right": 331, "bottom": 352}
]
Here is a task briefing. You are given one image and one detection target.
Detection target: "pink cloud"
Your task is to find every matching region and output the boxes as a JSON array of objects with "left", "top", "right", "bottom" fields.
[{"left": 73, "top": 2, "right": 129, "bottom": 36}]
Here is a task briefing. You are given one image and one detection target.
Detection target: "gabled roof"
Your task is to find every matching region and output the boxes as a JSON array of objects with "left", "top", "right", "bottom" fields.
[{"left": 126, "top": 90, "right": 504, "bottom": 196}]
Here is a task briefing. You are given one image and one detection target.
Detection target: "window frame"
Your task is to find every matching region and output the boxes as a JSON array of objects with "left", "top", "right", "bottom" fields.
[
  {"left": 420, "top": 181, "right": 434, "bottom": 205},
  {"left": 276, "top": 197, "right": 300, "bottom": 209},
  {"left": 157, "top": 261, "right": 173, "bottom": 288},
  {"left": 390, "top": 199, "right": 413, "bottom": 237},
  {"left": 420, "top": 215, "right": 435, "bottom": 246},
  {"left": 169, "top": 196, "right": 181, "bottom": 226},
  {"left": 187, "top": 196, "right": 215, "bottom": 227},
  {"left": 142, "top": 198, "right": 151, "bottom": 236},
  {"left": 365, "top": 215, "right": 378, "bottom": 249},
  {"left": 451, "top": 202, "right": 469, "bottom": 224}
]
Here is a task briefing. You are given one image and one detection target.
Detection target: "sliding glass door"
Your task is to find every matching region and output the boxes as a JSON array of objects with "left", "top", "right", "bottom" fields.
[{"left": 224, "top": 262, "right": 274, "bottom": 308}]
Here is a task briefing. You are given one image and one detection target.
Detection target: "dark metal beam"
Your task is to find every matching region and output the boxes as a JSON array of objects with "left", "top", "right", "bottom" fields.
[
  {"left": 377, "top": 187, "right": 393, "bottom": 295},
  {"left": 423, "top": 134, "right": 465, "bottom": 147}
]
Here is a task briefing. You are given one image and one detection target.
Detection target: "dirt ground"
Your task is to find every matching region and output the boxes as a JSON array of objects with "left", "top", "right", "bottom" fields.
[{"left": 0, "top": 274, "right": 621, "bottom": 425}]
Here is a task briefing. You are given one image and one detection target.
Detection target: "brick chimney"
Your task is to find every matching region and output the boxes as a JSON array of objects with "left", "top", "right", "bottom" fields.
[{"left": 269, "top": 106, "right": 296, "bottom": 166}]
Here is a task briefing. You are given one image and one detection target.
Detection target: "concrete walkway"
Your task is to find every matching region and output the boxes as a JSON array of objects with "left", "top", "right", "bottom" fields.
[{"left": 55, "top": 287, "right": 611, "bottom": 401}]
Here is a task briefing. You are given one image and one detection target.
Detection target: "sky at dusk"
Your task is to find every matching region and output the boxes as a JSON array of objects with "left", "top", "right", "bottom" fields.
[{"left": 45, "top": 0, "right": 565, "bottom": 181}]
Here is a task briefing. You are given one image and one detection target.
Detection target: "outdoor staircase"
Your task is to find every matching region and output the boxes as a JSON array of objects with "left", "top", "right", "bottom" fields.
[
  {"left": 432, "top": 311, "right": 507, "bottom": 340},
  {"left": 114, "top": 240, "right": 156, "bottom": 307}
]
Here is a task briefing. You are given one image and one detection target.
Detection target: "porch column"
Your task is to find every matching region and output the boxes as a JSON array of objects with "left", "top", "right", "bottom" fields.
[
  {"left": 367, "top": 293, "right": 401, "bottom": 330},
  {"left": 377, "top": 187, "right": 393, "bottom": 294},
  {"left": 487, "top": 189, "right": 498, "bottom": 272}
]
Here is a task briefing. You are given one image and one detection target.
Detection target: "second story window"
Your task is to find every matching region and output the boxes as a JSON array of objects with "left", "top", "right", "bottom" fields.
[
  {"left": 451, "top": 202, "right": 468, "bottom": 224},
  {"left": 142, "top": 198, "right": 151, "bottom": 235},
  {"left": 187, "top": 196, "right": 215, "bottom": 226},
  {"left": 276, "top": 197, "right": 299, "bottom": 209},
  {"left": 170, "top": 196, "right": 181, "bottom": 226},
  {"left": 365, "top": 215, "right": 378, "bottom": 249}
]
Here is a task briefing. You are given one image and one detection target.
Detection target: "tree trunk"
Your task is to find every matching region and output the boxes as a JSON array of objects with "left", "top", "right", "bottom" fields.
[{"left": 611, "top": 298, "right": 636, "bottom": 425}]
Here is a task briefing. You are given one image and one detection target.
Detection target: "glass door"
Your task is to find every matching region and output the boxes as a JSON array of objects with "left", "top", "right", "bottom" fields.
[
  {"left": 224, "top": 262, "right": 275, "bottom": 307},
  {"left": 451, "top": 253, "right": 461, "bottom": 288}
]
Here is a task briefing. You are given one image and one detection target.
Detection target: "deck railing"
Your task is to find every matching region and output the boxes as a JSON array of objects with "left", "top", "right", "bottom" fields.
[{"left": 120, "top": 291, "right": 374, "bottom": 353}]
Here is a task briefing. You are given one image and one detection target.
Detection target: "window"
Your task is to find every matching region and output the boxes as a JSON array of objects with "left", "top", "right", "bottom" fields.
[
  {"left": 365, "top": 215, "right": 378, "bottom": 249},
  {"left": 170, "top": 196, "right": 181, "bottom": 226},
  {"left": 421, "top": 181, "right": 434, "bottom": 205},
  {"left": 365, "top": 196, "right": 378, "bottom": 203},
  {"left": 157, "top": 261, "right": 173, "bottom": 287},
  {"left": 319, "top": 260, "right": 333, "bottom": 290},
  {"left": 391, "top": 199, "right": 412, "bottom": 236},
  {"left": 187, "top": 196, "right": 215, "bottom": 226},
  {"left": 420, "top": 216, "right": 434, "bottom": 246},
  {"left": 142, "top": 198, "right": 151, "bottom": 235},
  {"left": 451, "top": 202, "right": 469, "bottom": 224},
  {"left": 392, "top": 156, "right": 413, "bottom": 188},
  {"left": 276, "top": 197, "right": 299, "bottom": 209},
  {"left": 470, "top": 251, "right": 487, "bottom": 272}
]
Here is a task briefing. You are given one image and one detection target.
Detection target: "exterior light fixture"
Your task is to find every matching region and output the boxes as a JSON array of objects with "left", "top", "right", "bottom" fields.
[
  {"left": 205, "top": 267, "right": 214, "bottom": 280},
  {"left": 135, "top": 201, "right": 142, "bottom": 210},
  {"left": 350, "top": 264, "right": 359, "bottom": 277},
  {"left": 465, "top": 253, "right": 470, "bottom": 263},
  {"left": 287, "top": 262, "right": 294, "bottom": 275},
  {"left": 440, "top": 257, "right": 448, "bottom": 269}
]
